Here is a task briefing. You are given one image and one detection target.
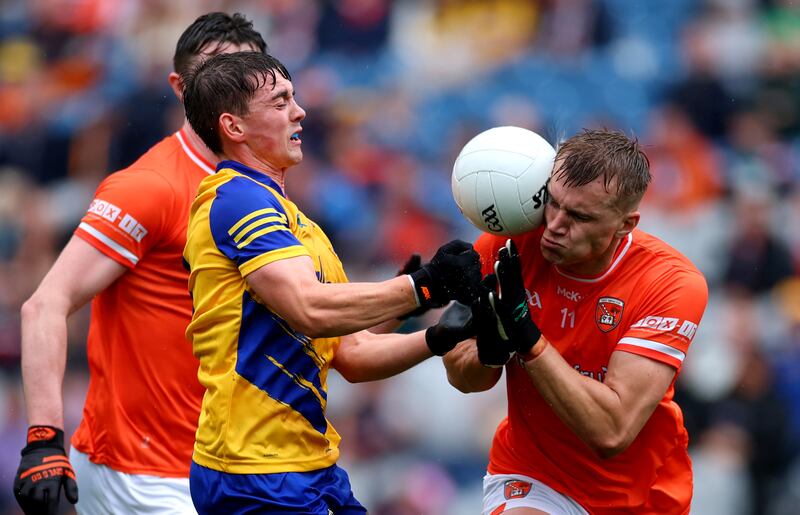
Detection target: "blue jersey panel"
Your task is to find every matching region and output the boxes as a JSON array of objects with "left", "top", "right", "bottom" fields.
[
  {"left": 209, "top": 176, "right": 302, "bottom": 266},
  {"left": 236, "top": 292, "right": 328, "bottom": 435}
]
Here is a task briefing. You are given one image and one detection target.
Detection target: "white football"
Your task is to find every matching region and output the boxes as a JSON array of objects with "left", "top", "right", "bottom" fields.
[{"left": 451, "top": 126, "right": 555, "bottom": 236}]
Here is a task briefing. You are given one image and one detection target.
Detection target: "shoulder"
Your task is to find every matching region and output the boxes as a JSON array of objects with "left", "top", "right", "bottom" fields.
[
  {"left": 210, "top": 174, "right": 288, "bottom": 214},
  {"left": 205, "top": 172, "right": 292, "bottom": 239},
  {"left": 633, "top": 230, "right": 706, "bottom": 281},
  {"left": 98, "top": 135, "right": 185, "bottom": 195},
  {"left": 629, "top": 229, "right": 709, "bottom": 307},
  {"left": 103, "top": 133, "right": 210, "bottom": 194}
]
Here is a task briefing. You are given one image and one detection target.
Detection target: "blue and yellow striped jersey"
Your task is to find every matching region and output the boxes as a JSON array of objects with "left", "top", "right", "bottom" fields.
[{"left": 184, "top": 160, "right": 347, "bottom": 474}]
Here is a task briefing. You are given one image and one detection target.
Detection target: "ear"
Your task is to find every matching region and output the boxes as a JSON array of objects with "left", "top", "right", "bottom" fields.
[
  {"left": 168, "top": 72, "right": 183, "bottom": 102},
  {"left": 615, "top": 210, "right": 640, "bottom": 239},
  {"left": 219, "top": 112, "right": 246, "bottom": 144}
]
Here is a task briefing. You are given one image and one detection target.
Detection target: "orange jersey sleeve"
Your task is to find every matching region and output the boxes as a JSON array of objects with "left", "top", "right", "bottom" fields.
[
  {"left": 616, "top": 266, "right": 708, "bottom": 370},
  {"left": 75, "top": 168, "right": 176, "bottom": 268}
]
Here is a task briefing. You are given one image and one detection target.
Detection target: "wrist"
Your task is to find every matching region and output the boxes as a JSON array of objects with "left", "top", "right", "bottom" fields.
[
  {"left": 409, "top": 267, "right": 440, "bottom": 308},
  {"left": 405, "top": 274, "right": 421, "bottom": 307},
  {"left": 24, "top": 426, "right": 64, "bottom": 450},
  {"left": 519, "top": 338, "right": 548, "bottom": 363},
  {"left": 424, "top": 326, "right": 448, "bottom": 356}
]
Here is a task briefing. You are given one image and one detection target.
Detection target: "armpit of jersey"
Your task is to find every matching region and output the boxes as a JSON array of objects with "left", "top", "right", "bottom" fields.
[{"left": 209, "top": 176, "right": 305, "bottom": 267}]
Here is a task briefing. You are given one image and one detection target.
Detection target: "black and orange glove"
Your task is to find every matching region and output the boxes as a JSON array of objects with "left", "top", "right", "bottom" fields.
[
  {"left": 397, "top": 254, "right": 445, "bottom": 320},
  {"left": 14, "top": 426, "right": 78, "bottom": 515},
  {"left": 408, "top": 240, "right": 482, "bottom": 309}
]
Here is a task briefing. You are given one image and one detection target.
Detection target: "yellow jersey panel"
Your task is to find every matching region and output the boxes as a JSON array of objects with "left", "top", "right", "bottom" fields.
[{"left": 184, "top": 160, "right": 347, "bottom": 473}]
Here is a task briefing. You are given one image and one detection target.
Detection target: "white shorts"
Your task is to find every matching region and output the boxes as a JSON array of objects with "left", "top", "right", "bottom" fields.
[
  {"left": 483, "top": 473, "right": 589, "bottom": 515},
  {"left": 71, "top": 448, "right": 196, "bottom": 514}
]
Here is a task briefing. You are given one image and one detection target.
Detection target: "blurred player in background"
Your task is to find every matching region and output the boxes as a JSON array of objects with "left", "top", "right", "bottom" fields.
[
  {"left": 13, "top": 12, "right": 268, "bottom": 515},
  {"left": 444, "top": 129, "right": 709, "bottom": 514},
  {"left": 181, "top": 51, "right": 481, "bottom": 514}
]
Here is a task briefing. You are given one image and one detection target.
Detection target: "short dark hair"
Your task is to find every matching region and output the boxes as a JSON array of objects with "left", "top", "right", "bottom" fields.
[
  {"left": 183, "top": 52, "right": 291, "bottom": 155},
  {"left": 173, "top": 12, "right": 267, "bottom": 77},
  {"left": 554, "top": 129, "right": 651, "bottom": 211}
]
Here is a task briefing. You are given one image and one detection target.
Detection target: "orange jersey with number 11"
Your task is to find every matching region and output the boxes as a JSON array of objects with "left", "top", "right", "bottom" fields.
[{"left": 475, "top": 226, "right": 708, "bottom": 515}]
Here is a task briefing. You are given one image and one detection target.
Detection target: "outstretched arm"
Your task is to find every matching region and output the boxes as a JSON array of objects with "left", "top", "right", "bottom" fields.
[
  {"left": 21, "top": 236, "right": 127, "bottom": 427},
  {"left": 331, "top": 330, "right": 430, "bottom": 383},
  {"left": 332, "top": 301, "right": 477, "bottom": 383},
  {"left": 245, "top": 241, "right": 482, "bottom": 338},
  {"left": 246, "top": 256, "right": 418, "bottom": 338}
]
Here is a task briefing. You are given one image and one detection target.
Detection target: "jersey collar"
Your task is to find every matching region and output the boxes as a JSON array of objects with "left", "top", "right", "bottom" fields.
[
  {"left": 217, "top": 160, "right": 286, "bottom": 197},
  {"left": 176, "top": 129, "right": 215, "bottom": 175}
]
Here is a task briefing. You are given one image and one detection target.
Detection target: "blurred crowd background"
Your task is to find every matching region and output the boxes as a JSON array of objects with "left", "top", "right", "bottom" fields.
[{"left": 1, "top": 0, "right": 799, "bottom": 513}]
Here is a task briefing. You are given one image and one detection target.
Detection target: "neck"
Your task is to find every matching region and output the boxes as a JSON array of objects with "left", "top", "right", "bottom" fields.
[
  {"left": 181, "top": 120, "right": 219, "bottom": 166},
  {"left": 224, "top": 145, "right": 287, "bottom": 192},
  {"left": 559, "top": 235, "right": 626, "bottom": 278}
]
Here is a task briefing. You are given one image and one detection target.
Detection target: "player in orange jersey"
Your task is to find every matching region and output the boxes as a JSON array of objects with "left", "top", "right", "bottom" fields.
[
  {"left": 443, "top": 129, "right": 709, "bottom": 515},
  {"left": 13, "top": 13, "right": 268, "bottom": 515}
]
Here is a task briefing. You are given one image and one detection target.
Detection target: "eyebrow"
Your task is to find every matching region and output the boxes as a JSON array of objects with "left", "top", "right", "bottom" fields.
[
  {"left": 269, "top": 88, "right": 293, "bottom": 102},
  {"left": 546, "top": 185, "right": 595, "bottom": 220}
]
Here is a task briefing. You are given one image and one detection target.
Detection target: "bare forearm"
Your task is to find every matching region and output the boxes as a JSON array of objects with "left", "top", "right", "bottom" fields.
[
  {"left": 366, "top": 315, "right": 405, "bottom": 335},
  {"left": 523, "top": 343, "right": 629, "bottom": 455},
  {"left": 443, "top": 340, "right": 502, "bottom": 393},
  {"left": 333, "top": 330, "right": 432, "bottom": 383},
  {"left": 299, "top": 276, "right": 418, "bottom": 337},
  {"left": 20, "top": 298, "right": 68, "bottom": 428}
]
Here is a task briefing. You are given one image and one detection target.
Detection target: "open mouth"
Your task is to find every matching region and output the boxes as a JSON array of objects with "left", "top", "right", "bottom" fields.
[{"left": 290, "top": 131, "right": 302, "bottom": 143}]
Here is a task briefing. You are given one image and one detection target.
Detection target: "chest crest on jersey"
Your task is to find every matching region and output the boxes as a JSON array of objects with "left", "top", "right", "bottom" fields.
[{"left": 595, "top": 296, "right": 624, "bottom": 332}]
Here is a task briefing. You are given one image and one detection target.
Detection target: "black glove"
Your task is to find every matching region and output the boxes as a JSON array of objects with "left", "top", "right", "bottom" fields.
[
  {"left": 473, "top": 275, "right": 515, "bottom": 367},
  {"left": 397, "top": 254, "right": 445, "bottom": 320},
  {"left": 425, "top": 302, "right": 475, "bottom": 356},
  {"left": 490, "top": 239, "right": 541, "bottom": 355},
  {"left": 14, "top": 426, "right": 78, "bottom": 515},
  {"left": 408, "top": 240, "right": 482, "bottom": 309}
]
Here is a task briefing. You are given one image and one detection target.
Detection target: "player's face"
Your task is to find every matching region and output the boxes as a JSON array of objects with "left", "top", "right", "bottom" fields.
[
  {"left": 540, "top": 164, "right": 637, "bottom": 276},
  {"left": 241, "top": 75, "right": 306, "bottom": 171}
]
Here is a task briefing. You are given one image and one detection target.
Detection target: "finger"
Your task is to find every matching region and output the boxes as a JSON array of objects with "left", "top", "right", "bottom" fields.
[
  {"left": 497, "top": 243, "right": 508, "bottom": 262},
  {"left": 508, "top": 240, "right": 521, "bottom": 271},
  {"left": 65, "top": 476, "right": 79, "bottom": 505},
  {"left": 481, "top": 273, "right": 497, "bottom": 292},
  {"left": 398, "top": 254, "right": 421, "bottom": 275},
  {"left": 43, "top": 487, "right": 58, "bottom": 515},
  {"left": 494, "top": 255, "right": 516, "bottom": 300},
  {"left": 506, "top": 238, "right": 519, "bottom": 259},
  {"left": 14, "top": 478, "right": 34, "bottom": 501},
  {"left": 443, "top": 239, "right": 472, "bottom": 254},
  {"left": 488, "top": 292, "right": 509, "bottom": 341}
]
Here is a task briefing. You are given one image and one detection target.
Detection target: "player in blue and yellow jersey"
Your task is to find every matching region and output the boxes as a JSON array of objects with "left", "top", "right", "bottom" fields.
[{"left": 181, "top": 51, "right": 482, "bottom": 514}]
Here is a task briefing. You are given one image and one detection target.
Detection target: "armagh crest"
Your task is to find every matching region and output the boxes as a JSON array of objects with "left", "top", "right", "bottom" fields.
[{"left": 595, "top": 296, "right": 624, "bottom": 332}]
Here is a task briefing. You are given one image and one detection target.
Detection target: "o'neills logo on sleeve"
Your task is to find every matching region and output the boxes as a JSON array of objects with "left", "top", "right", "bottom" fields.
[
  {"left": 595, "top": 296, "right": 624, "bottom": 332},
  {"left": 504, "top": 479, "right": 532, "bottom": 499}
]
